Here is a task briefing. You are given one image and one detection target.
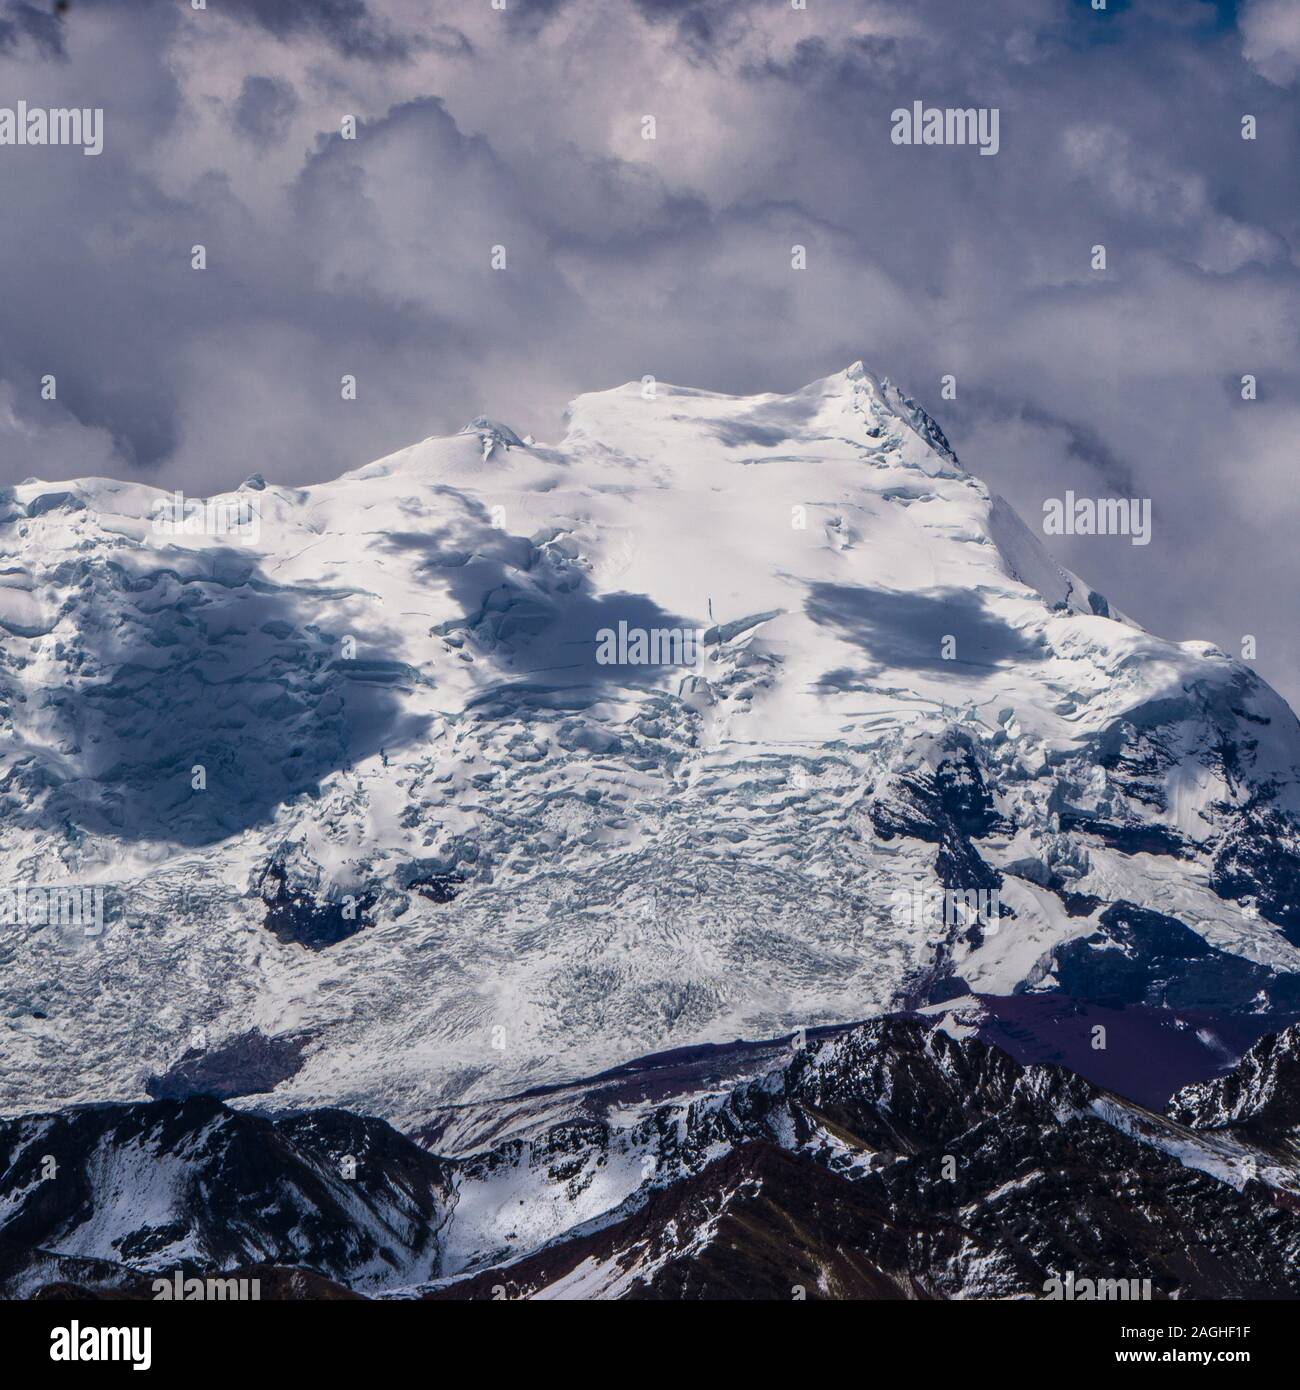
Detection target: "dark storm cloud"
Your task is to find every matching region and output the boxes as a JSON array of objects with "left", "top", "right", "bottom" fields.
[
  {"left": 955, "top": 397, "right": 1141, "bottom": 498},
  {"left": 10, "top": 0, "right": 465, "bottom": 60},
  {"left": 498, "top": 0, "right": 566, "bottom": 41},
  {"left": 0, "top": 0, "right": 1297, "bottom": 703},
  {"left": 625, "top": 0, "right": 735, "bottom": 61},
  {"left": 219, "top": 0, "right": 417, "bottom": 63},
  {"left": 0, "top": 1, "right": 63, "bottom": 57},
  {"left": 234, "top": 75, "right": 300, "bottom": 147}
]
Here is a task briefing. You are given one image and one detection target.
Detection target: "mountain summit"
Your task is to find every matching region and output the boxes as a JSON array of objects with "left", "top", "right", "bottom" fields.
[{"left": 2, "top": 366, "right": 1299, "bottom": 1127}]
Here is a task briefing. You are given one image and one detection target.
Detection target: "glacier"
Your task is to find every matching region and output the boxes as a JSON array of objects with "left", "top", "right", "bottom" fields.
[{"left": 2, "top": 362, "right": 1299, "bottom": 1130}]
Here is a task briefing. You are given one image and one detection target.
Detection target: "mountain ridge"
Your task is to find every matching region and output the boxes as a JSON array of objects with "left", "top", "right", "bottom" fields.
[
  {"left": 1, "top": 364, "right": 1298, "bottom": 1130},
  {"left": 5, "top": 1015, "right": 1300, "bottom": 1300}
]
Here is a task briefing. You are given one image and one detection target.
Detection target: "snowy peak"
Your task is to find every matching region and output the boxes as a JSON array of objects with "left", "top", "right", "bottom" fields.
[
  {"left": 1, "top": 365, "right": 1299, "bottom": 1129},
  {"left": 559, "top": 359, "right": 961, "bottom": 481},
  {"left": 1170, "top": 1023, "right": 1300, "bottom": 1136},
  {"left": 457, "top": 416, "right": 526, "bottom": 461}
]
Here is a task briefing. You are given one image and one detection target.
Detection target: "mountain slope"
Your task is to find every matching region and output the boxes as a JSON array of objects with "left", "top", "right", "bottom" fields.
[
  {"left": 1, "top": 364, "right": 1299, "bottom": 1127},
  {"left": 0, "top": 1096, "right": 453, "bottom": 1298},
  {"left": 6, "top": 1017, "right": 1300, "bottom": 1300}
]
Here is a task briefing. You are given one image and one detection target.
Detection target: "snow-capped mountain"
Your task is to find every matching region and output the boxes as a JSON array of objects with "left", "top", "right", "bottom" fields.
[
  {"left": 0, "top": 1096, "right": 453, "bottom": 1298},
  {"left": 2, "top": 363, "right": 1300, "bottom": 1129},
  {"left": 5, "top": 1017, "right": 1300, "bottom": 1300},
  {"left": 424, "top": 1017, "right": 1300, "bottom": 1300}
]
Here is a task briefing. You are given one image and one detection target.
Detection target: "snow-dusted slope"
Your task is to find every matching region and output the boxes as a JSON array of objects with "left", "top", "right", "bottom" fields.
[
  {"left": 2, "top": 364, "right": 1299, "bottom": 1127},
  {"left": 6, "top": 1018, "right": 1299, "bottom": 1300}
]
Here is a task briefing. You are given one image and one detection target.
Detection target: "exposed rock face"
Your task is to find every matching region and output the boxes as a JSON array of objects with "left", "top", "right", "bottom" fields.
[
  {"left": 1170, "top": 1022, "right": 1300, "bottom": 1139},
  {"left": 0, "top": 1096, "right": 454, "bottom": 1298},
  {"left": 6, "top": 1018, "right": 1300, "bottom": 1300}
]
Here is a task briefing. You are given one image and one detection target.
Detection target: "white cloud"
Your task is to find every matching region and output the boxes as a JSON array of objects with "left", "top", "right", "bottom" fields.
[{"left": 1241, "top": 0, "right": 1300, "bottom": 85}]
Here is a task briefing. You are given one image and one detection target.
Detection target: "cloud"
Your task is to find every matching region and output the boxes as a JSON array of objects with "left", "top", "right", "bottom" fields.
[
  {"left": 1240, "top": 0, "right": 1300, "bottom": 84},
  {"left": 0, "top": 0, "right": 1297, "bottom": 706},
  {"left": 0, "top": 1, "right": 63, "bottom": 59},
  {"left": 219, "top": 0, "right": 420, "bottom": 63},
  {"left": 233, "top": 74, "right": 300, "bottom": 147}
]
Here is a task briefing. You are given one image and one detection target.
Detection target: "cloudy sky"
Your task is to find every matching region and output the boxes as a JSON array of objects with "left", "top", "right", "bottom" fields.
[{"left": 1, "top": 0, "right": 1298, "bottom": 702}]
